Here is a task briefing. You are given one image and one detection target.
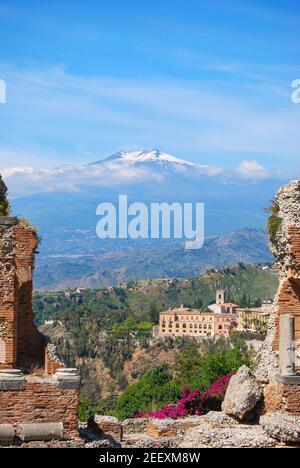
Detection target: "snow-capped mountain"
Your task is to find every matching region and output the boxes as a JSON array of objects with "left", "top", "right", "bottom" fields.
[
  {"left": 2, "top": 149, "right": 277, "bottom": 200},
  {"left": 92, "top": 149, "right": 197, "bottom": 166},
  {"left": 3, "top": 148, "right": 285, "bottom": 290},
  {"left": 87, "top": 149, "right": 222, "bottom": 176},
  {"left": 5, "top": 148, "right": 286, "bottom": 253}
]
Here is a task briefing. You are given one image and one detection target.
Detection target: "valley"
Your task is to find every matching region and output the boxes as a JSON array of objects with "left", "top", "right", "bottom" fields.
[{"left": 35, "top": 263, "right": 278, "bottom": 407}]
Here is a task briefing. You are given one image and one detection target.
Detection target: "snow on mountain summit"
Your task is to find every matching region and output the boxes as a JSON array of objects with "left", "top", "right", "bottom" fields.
[
  {"left": 108, "top": 149, "right": 195, "bottom": 165},
  {"left": 88, "top": 149, "right": 221, "bottom": 175},
  {"left": 89, "top": 149, "right": 194, "bottom": 165}
]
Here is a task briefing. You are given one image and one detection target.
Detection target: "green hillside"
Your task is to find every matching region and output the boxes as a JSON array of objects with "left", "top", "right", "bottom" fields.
[{"left": 34, "top": 263, "right": 278, "bottom": 401}]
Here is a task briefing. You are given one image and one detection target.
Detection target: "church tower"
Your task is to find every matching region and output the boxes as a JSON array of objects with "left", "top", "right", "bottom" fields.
[{"left": 216, "top": 289, "right": 225, "bottom": 305}]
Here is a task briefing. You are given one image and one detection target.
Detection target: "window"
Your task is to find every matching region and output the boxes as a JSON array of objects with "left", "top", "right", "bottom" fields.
[{"left": 182, "top": 323, "right": 186, "bottom": 329}]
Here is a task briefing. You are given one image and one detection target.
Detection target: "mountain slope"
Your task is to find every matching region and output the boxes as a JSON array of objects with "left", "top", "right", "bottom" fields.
[
  {"left": 34, "top": 228, "right": 273, "bottom": 290},
  {"left": 89, "top": 149, "right": 221, "bottom": 176},
  {"left": 7, "top": 149, "right": 284, "bottom": 290}
]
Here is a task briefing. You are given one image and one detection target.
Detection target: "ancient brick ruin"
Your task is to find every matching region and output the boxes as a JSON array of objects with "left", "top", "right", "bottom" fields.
[
  {"left": 263, "top": 180, "right": 300, "bottom": 415},
  {"left": 0, "top": 176, "right": 79, "bottom": 441}
]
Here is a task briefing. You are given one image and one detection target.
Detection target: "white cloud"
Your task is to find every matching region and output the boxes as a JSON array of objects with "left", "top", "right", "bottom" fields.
[
  {"left": 235, "top": 160, "right": 269, "bottom": 180},
  {"left": 1, "top": 161, "right": 164, "bottom": 197},
  {"left": 0, "top": 63, "right": 300, "bottom": 171},
  {"left": 1, "top": 155, "right": 273, "bottom": 198}
]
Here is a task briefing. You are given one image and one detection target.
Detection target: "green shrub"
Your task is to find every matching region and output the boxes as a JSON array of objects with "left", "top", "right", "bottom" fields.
[
  {"left": 173, "top": 339, "right": 253, "bottom": 390},
  {"left": 265, "top": 200, "right": 282, "bottom": 240},
  {"left": 114, "top": 338, "right": 254, "bottom": 420},
  {"left": 0, "top": 194, "right": 11, "bottom": 216},
  {"left": 196, "top": 341, "right": 252, "bottom": 388},
  {"left": 114, "top": 364, "right": 181, "bottom": 420},
  {"left": 78, "top": 397, "right": 117, "bottom": 422},
  {"left": 267, "top": 215, "right": 282, "bottom": 240},
  {"left": 78, "top": 399, "right": 93, "bottom": 422}
]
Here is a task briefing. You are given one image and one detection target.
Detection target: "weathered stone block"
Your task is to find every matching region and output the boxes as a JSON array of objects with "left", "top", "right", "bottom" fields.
[
  {"left": 146, "top": 419, "right": 177, "bottom": 439},
  {"left": 0, "top": 369, "right": 26, "bottom": 391},
  {"left": 17, "top": 422, "right": 64, "bottom": 442},
  {"left": 279, "top": 314, "right": 295, "bottom": 376},
  {"left": 0, "top": 424, "right": 15, "bottom": 441},
  {"left": 54, "top": 368, "right": 80, "bottom": 389},
  {"left": 122, "top": 418, "right": 149, "bottom": 435},
  {"left": 92, "top": 415, "right": 123, "bottom": 442}
]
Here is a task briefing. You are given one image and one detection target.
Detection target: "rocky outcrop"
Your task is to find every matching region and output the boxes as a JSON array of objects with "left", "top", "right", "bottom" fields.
[
  {"left": 260, "top": 413, "right": 300, "bottom": 443},
  {"left": 222, "top": 366, "right": 263, "bottom": 421}
]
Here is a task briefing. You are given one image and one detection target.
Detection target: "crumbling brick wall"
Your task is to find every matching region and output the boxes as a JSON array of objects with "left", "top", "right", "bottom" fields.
[
  {"left": 14, "top": 225, "right": 45, "bottom": 369},
  {"left": 0, "top": 220, "right": 62, "bottom": 372},
  {"left": 261, "top": 180, "right": 300, "bottom": 414},
  {"left": 272, "top": 227, "right": 300, "bottom": 372},
  {"left": 0, "top": 378, "right": 79, "bottom": 438},
  {"left": 0, "top": 175, "right": 78, "bottom": 439},
  {"left": 0, "top": 221, "right": 17, "bottom": 368},
  {"left": 264, "top": 381, "right": 300, "bottom": 416}
]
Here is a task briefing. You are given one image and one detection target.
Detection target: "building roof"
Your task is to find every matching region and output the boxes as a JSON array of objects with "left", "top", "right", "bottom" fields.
[
  {"left": 237, "top": 307, "right": 271, "bottom": 314},
  {"left": 220, "top": 303, "right": 239, "bottom": 307},
  {"left": 160, "top": 308, "right": 237, "bottom": 319}
]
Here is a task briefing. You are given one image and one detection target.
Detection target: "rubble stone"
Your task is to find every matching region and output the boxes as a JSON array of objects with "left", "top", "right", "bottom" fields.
[
  {"left": 179, "top": 423, "right": 277, "bottom": 448},
  {"left": 222, "top": 366, "right": 262, "bottom": 421},
  {"left": 260, "top": 413, "right": 300, "bottom": 443}
]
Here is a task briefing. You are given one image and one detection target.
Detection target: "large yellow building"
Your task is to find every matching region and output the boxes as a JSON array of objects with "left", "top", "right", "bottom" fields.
[
  {"left": 158, "top": 306, "right": 238, "bottom": 338},
  {"left": 237, "top": 308, "right": 270, "bottom": 333}
]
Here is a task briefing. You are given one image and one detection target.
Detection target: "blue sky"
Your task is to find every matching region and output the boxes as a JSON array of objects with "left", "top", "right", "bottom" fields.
[{"left": 0, "top": 0, "right": 299, "bottom": 180}]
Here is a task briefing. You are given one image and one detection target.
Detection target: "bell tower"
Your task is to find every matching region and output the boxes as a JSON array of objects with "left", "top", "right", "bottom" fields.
[{"left": 216, "top": 289, "right": 225, "bottom": 305}]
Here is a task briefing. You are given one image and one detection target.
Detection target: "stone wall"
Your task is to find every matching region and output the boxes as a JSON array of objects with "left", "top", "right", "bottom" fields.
[
  {"left": 14, "top": 225, "right": 45, "bottom": 369},
  {"left": 0, "top": 377, "right": 79, "bottom": 438},
  {"left": 0, "top": 219, "right": 63, "bottom": 372},
  {"left": 0, "top": 180, "right": 79, "bottom": 440},
  {"left": 262, "top": 180, "right": 300, "bottom": 413},
  {"left": 264, "top": 380, "right": 300, "bottom": 416}
]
